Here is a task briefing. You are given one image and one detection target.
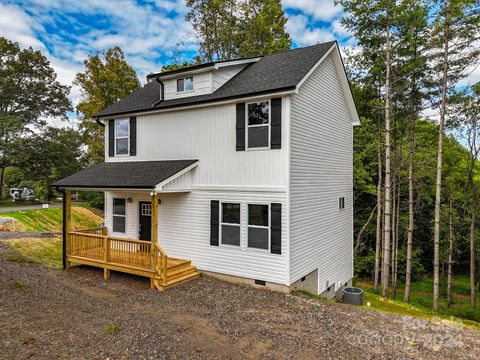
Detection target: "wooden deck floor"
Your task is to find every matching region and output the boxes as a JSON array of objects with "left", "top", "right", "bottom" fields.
[{"left": 67, "top": 231, "right": 200, "bottom": 290}]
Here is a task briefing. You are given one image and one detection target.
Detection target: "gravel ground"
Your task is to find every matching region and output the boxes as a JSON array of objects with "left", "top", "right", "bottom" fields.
[{"left": 0, "top": 242, "right": 479, "bottom": 360}]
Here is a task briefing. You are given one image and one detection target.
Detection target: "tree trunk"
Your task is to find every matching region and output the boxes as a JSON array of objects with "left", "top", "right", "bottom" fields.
[
  {"left": 355, "top": 204, "right": 378, "bottom": 254},
  {"left": 433, "top": 14, "right": 449, "bottom": 312},
  {"left": 374, "top": 120, "right": 383, "bottom": 290},
  {"left": 405, "top": 115, "right": 415, "bottom": 302},
  {"left": 392, "top": 180, "right": 400, "bottom": 299},
  {"left": 470, "top": 188, "right": 477, "bottom": 308},
  {"left": 391, "top": 178, "right": 396, "bottom": 298},
  {"left": 447, "top": 198, "right": 453, "bottom": 308},
  {"left": 381, "top": 21, "right": 392, "bottom": 298}
]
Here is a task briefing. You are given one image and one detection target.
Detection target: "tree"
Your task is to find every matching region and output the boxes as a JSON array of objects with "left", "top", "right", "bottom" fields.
[
  {"left": 239, "top": 0, "right": 291, "bottom": 57},
  {"left": 450, "top": 83, "right": 480, "bottom": 307},
  {"left": 0, "top": 36, "right": 71, "bottom": 195},
  {"left": 339, "top": 0, "right": 402, "bottom": 297},
  {"left": 185, "top": 0, "right": 291, "bottom": 62},
  {"left": 74, "top": 47, "right": 140, "bottom": 164},
  {"left": 12, "top": 127, "right": 85, "bottom": 201},
  {"left": 430, "top": 0, "right": 480, "bottom": 312},
  {"left": 393, "top": 0, "right": 432, "bottom": 303}
]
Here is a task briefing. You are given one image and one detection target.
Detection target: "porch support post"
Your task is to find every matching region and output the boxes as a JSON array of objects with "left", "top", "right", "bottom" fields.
[
  {"left": 150, "top": 192, "right": 159, "bottom": 289},
  {"left": 65, "top": 189, "right": 72, "bottom": 269},
  {"left": 151, "top": 192, "right": 158, "bottom": 243}
]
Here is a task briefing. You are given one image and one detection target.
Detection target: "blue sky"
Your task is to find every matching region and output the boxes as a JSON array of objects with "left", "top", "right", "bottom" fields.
[{"left": 0, "top": 0, "right": 354, "bottom": 125}]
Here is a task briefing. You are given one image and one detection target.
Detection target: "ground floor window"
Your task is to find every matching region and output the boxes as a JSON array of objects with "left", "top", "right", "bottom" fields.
[
  {"left": 247, "top": 204, "right": 269, "bottom": 250},
  {"left": 221, "top": 202, "right": 240, "bottom": 246},
  {"left": 113, "top": 198, "right": 126, "bottom": 233}
]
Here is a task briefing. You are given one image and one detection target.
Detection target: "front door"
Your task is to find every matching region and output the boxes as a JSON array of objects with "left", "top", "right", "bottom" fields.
[{"left": 139, "top": 202, "right": 152, "bottom": 241}]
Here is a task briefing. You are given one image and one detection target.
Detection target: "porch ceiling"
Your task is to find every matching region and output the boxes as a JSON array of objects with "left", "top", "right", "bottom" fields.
[{"left": 52, "top": 160, "right": 198, "bottom": 190}]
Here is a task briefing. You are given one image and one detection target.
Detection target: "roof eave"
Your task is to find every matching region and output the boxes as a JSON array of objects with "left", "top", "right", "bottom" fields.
[{"left": 95, "top": 86, "right": 297, "bottom": 120}]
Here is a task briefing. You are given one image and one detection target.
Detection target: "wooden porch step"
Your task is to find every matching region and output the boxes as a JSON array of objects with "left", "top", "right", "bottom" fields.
[
  {"left": 167, "top": 265, "right": 197, "bottom": 281},
  {"left": 167, "top": 258, "right": 191, "bottom": 270},
  {"left": 154, "top": 271, "right": 201, "bottom": 291}
]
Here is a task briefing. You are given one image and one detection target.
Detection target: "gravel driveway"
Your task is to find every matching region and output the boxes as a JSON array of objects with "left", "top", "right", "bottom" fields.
[{"left": 0, "top": 242, "right": 478, "bottom": 360}]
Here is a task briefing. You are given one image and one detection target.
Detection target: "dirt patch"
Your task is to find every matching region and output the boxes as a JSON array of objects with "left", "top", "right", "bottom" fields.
[{"left": 0, "top": 242, "right": 479, "bottom": 359}]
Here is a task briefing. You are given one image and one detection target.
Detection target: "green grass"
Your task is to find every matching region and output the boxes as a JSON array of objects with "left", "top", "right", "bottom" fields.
[
  {"left": 103, "top": 324, "right": 121, "bottom": 335},
  {"left": 355, "top": 277, "right": 480, "bottom": 330},
  {"left": 0, "top": 206, "right": 103, "bottom": 232},
  {"left": 11, "top": 279, "right": 29, "bottom": 291},
  {"left": 5, "top": 237, "right": 62, "bottom": 269}
]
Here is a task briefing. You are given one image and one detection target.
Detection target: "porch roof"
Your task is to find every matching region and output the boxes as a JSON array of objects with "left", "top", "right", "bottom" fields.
[{"left": 52, "top": 160, "right": 198, "bottom": 190}]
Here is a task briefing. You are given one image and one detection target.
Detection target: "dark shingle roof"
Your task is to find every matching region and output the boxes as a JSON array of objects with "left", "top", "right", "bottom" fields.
[
  {"left": 97, "top": 41, "right": 336, "bottom": 117},
  {"left": 52, "top": 160, "right": 198, "bottom": 189}
]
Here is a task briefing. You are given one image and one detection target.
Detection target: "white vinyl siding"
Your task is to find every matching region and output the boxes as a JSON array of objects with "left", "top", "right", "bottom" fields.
[
  {"left": 105, "top": 190, "right": 289, "bottom": 285},
  {"left": 212, "top": 65, "right": 246, "bottom": 91},
  {"left": 289, "top": 52, "right": 354, "bottom": 294},
  {"left": 105, "top": 99, "right": 290, "bottom": 188},
  {"left": 163, "top": 72, "right": 211, "bottom": 100}
]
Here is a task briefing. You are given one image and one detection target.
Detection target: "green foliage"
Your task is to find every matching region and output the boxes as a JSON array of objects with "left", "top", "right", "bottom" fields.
[
  {"left": 354, "top": 251, "right": 376, "bottom": 278},
  {"left": 80, "top": 191, "right": 105, "bottom": 210},
  {"left": 74, "top": 47, "right": 140, "bottom": 163},
  {"left": 0, "top": 36, "right": 71, "bottom": 194},
  {"left": 185, "top": 0, "right": 291, "bottom": 62},
  {"left": 357, "top": 276, "right": 480, "bottom": 327},
  {"left": 103, "top": 324, "right": 121, "bottom": 335}
]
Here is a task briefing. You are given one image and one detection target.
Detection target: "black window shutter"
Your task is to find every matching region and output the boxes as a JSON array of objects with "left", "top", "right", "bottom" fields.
[
  {"left": 236, "top": 103, "right": 246, "bottom": 151},
  {"left": 271, "top": 98, "right": 282, "bottom": 149},
  {"left": 129, "top": 116, "right": 137, "bottom": 156},
  {"left": 108, "top": 120, "right": 115, "bottom": 157},
  {"left": 270, "top": 203, "right": 282, "bottom": 254},
  {"left": 210, "top": 200, "right": 219, "bottom": 246}
]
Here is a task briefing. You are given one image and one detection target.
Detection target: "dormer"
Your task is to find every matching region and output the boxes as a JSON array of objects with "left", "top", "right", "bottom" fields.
[{"left": 146, "top": 58, "right": 260, "bottom": 101}]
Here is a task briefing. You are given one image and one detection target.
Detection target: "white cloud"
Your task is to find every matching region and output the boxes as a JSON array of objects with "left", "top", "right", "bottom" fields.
[
  {"left": 282, "top": 0, "right": 342, "bottom": 21},
  {"left": 0, "top": 3, "right": 46, "bottom": 50},
  {"left": 286, "top": 14, "right": 337, "bottom": 47}
]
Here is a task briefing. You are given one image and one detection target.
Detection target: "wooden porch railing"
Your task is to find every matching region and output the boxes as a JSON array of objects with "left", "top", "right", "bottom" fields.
[{"left": 67, "top": 230, "right": 168, "bottom": 286}]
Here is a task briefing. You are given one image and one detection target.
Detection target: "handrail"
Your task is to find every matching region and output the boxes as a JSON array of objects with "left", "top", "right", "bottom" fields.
[
  {"left": 153, "top": 242, "right": 168, "bottom": 285},
  {"left": 68, "top": 229, "right": 169, "bottom": 286},
  {"left": 75, "top": 227, "right": 107, "bottom": 236}
]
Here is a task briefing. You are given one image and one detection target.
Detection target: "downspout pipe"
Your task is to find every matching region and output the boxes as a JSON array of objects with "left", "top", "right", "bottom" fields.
[
  {"left": 152, "top": 77, "right": 165, "bottom": 107},
  {"left": 95, "top": 116, "right": 104, "bottom": 127}
]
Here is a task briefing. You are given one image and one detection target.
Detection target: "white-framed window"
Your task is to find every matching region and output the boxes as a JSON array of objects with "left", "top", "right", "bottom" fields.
[
  {"left": 220, "top": 202, "right": 241, "bottom": 246},
  {"left": 141, "top": 203, "right": 152, "bottom": 216},
  {"left": 246, "top": 101, "right": 270, "bottom": 149},
  {"left": 115, "top": 119, "right": 129, "bottom": 156},
  {"left": 177, "top": 76, "right": 193, "bottom": 92},
  {"left": 339, "top": 197, "right": 345, "bottom": 210},
  {"left": 113, "top": 198, "right": 126, "bottom": 233},
  {"left": 247, "top": 204, "right": 270, "bottom": 250}
]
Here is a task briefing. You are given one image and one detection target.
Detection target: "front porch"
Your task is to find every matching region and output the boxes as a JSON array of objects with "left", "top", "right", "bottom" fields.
[
  {"left": 52, "top": 160, "right": 201, "bottom": 290},
  {"left": 67, "top": 226, "right": 200, "bottom": 291}
]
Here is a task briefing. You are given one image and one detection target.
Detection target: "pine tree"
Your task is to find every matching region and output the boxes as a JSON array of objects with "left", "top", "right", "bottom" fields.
[{"left": 430, "top": 0, "right": 480, "bottom": 312}]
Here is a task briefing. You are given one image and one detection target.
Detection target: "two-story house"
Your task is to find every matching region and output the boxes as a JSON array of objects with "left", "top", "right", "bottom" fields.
[{"left": 53, "top": 41, "right": 360, "bottom": 296}]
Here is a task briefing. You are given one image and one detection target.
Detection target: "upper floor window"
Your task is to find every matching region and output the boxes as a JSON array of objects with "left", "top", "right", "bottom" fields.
[
  {"left": 115, "top": 119, "right": 129, "bottom": 155},
  {"left": 177, "top": 77, "right": 193, "bottom": 92},
  {"left": 247, "top": 101, "right": 270, "bottom": 149},
  {"left": 339, "top": 197, "right": 345, "bottom": 210}
]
